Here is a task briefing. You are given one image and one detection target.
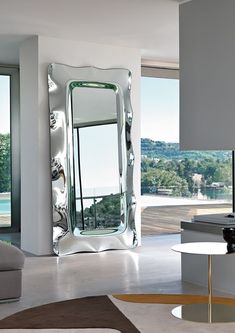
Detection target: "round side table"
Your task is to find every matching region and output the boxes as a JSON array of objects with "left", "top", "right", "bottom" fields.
[{"left": 172, "top": 242, "right": 235, "bottom": 323}]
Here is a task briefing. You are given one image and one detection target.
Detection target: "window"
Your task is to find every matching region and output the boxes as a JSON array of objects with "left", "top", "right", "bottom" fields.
[
  {"left": 141, "top": 67, "right": 232, "bottom": 235},
  {"left": 0, "top": 66, "right": 20, "bottom": 232}
]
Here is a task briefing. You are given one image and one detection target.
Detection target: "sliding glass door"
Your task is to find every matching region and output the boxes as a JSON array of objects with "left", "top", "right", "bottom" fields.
[
  {"left": 0, "top": 67, "right": 20, "bottom": 232},
  {"left": 0, "top": 75, "right": 11, "bottom": 227}
]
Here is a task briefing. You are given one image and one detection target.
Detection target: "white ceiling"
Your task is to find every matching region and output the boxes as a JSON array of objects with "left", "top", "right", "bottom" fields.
[{"left": 0, "top": 0, "right": 181, "bottom": 65}]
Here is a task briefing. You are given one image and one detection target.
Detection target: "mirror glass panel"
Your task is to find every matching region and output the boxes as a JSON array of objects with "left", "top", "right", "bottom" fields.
[{"left": 72, "top": 86, "right": 123, "bottom": 235}]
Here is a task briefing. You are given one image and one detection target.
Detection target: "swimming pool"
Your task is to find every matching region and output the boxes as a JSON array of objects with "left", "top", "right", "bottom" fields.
[{"left": 0, "top": 200, "right": 11, "bottom": 215}]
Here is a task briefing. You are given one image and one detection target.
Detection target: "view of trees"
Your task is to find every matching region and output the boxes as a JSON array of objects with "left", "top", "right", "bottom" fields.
[
  {"left": 83, "top": 193, "right": 120, "bottom": 221},
  {"left": 141, "top": 138, "right": 231, "bottom": 160},
  {"left": 141, "top": 138, "right": 232, "bottom": 197},
  {"left": 0, "top": 134, "right": 10, "bottom": 193},
  {"left": 77, "top": 194, "right": 121, "bottom": 230}
]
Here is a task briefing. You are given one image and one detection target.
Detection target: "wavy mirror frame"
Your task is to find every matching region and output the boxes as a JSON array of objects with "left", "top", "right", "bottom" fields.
[{"left": 48, "top": 63, "right": 137, "bottom": 255}]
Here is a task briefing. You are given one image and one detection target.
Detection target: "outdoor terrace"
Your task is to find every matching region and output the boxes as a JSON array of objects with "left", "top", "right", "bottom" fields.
[{"left": 141, "top": 195, "right": 232, "bottom": 236}]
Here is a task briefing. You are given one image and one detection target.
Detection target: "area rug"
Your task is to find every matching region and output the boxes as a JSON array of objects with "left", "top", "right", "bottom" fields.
[
  {"left": 110, "top": 296, "right": 235, "bottom": 333},
  {"left": 0, "top": 296, "right": 140, "bottom": 332},
  {"left": 1, "top": 328, "right": 121, "bottom": 333},
  {"left": 0, "top": 330, "right": 121, "bottom": 333},
  {"left": 1, "top": 294, "right": 235, "bottom": 333},
  {"left": 113, "top": 293, "right": 235, "bottom": 305}
]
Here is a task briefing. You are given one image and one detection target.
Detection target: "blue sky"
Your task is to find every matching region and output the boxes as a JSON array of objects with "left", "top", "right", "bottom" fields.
[
  {"left": 0, "top": 75, "right": 10, "bottom": 134},
  {"left": 141, "top": 76, "right": 179, "bottom": 143}
]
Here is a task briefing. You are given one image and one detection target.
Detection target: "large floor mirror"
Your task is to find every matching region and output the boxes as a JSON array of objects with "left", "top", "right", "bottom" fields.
[{"left": 48, "top": 64, "right": 137, "bottom": 255}]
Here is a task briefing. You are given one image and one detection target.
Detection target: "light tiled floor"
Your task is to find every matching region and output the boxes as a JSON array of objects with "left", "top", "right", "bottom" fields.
[{"left": 0, "top": 234, "right": 212, "bottom": 320}]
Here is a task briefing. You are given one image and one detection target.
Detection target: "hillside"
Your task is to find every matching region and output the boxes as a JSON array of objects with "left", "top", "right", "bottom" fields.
[{"left": 141, "top": 138, "right": 231, "bottom": 160}]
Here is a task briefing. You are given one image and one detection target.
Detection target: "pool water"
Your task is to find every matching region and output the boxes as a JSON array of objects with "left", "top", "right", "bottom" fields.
[{"left": 0, "top": 200, "right": 11, "bottom": 215}]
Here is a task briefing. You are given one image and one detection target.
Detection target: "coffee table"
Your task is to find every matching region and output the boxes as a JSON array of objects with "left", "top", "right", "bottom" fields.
[{"left": 172, "top": 242, "right": 235, "bottom": 323}]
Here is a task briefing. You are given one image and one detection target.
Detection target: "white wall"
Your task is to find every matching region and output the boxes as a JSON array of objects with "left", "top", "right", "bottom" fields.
[
  {"left": 20, "top": 37, "right": 50, "bottom": 254},
  {"left": 180, "top": 0, "right": 235, "bottom": 150},
  {"left": 20, "top": 35, "right": 141, "bottom": 255}
]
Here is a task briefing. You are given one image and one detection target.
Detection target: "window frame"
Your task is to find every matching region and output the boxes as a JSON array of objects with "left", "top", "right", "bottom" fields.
[
  {"left": 141, "top": 66, "right": 179, "bottom": 80},
  {"left": 0, "top": 66, "right": 20, "bottom": 233}
]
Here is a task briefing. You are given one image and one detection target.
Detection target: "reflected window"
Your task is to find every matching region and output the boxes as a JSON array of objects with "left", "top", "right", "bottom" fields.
[{"left": 73, "top": 124, "right": 121, "bottom": 231}]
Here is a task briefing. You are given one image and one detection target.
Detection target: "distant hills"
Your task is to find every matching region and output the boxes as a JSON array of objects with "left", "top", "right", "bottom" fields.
[{"left": 141, "top": 138, "right": 231, "bottom": 160}]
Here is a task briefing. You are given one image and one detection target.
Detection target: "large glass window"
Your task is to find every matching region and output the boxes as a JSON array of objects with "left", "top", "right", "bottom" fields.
[
  {"left": 0, "top": 67, "right": 20, "bottom": 232},
  {"left": 141, "top": 70, "right": 232, "bottom": 236},
  {"left": 0, "top": 75, "right": 11, "bottom": 228}
]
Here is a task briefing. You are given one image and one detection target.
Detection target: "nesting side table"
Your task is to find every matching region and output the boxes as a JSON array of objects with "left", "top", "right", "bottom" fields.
[{"left": 172, "top": 242, "right": 235, "bottom": 323}]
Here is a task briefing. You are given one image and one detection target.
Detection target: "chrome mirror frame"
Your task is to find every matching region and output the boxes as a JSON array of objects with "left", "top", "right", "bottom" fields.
[{"left": 48, "top": 63, "right": 137, "bottom": 255}]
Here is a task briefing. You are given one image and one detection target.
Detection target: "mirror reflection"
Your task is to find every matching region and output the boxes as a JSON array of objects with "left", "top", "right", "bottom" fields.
[{"left": 72, "top": 86, "right": 123, "bottom": 235}]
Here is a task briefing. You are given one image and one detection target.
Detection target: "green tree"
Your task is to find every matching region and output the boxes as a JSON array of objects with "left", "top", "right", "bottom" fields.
[
  {"left": 141, "top": 169, "right": 189, "bottom": 196},
  {"left": 141, "top": 139, "right": 232, "bottom": 197},
  {"left": 0, "top": 134, "right": 11, "bottom": 193},
  {"left": 213, "top": 161, "right": 232, "bottom": 186}
]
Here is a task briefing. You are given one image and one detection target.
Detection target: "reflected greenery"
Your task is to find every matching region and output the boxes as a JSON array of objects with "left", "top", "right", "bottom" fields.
[{"left": 76, "top": 193, "right": 121, "bottom": 230}]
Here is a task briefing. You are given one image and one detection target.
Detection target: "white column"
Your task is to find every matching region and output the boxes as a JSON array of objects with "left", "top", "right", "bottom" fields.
[
  {"left": 20, "top": 36, "right": 52, "bottom": 255},
  {"left": 20, "top": 35, "right": 141, "bottom": 255}
]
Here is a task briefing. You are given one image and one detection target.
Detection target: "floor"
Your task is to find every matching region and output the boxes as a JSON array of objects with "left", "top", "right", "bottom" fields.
[
  {"left": 0, "top": 203, "right": 233, "bottom": 322},
  {"left": 141, "top": 203, "right": 231, "bottom": 235},
  {"left": 0, "top": 234, "right": 215, "bottom": 321}
]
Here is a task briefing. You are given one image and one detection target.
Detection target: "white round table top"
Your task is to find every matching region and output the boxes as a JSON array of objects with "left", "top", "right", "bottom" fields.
[{"left": 171, "top": 242, "right": 229, "bottom": 255}]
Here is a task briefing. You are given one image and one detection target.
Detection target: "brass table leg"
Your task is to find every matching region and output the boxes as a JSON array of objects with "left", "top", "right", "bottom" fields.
[{"left": 208, "top": 255, "right": 212, "bottom": 323}]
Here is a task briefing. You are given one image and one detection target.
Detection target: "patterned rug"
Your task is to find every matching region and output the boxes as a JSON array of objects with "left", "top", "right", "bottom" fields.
[
  {"left": 1, "top": 294, "right": 235, "bottom": 332},
  {"left": 113, "top": 293, "right": 235, "bottom": 305},
  {"left": 0, "top": 296, "right": 139, "bottom": 332}
]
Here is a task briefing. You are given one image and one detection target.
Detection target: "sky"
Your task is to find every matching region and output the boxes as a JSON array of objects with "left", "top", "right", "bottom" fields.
[
  {"left": 0, "top": 75, "right": 10, "bottom": 134},
  {"left": 141, "top": 76, "right": 179, "bottom": 143},
  {"left": 74, "top": 124, "right": 119, "bottom": 193},
  {"left": 1, "top": 74, "right": 179, "bottom": 139}
]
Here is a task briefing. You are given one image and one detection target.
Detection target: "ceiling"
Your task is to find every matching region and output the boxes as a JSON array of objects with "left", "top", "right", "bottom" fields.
[{"left": 0, "top": 0, "right": 182, "bottom": 65}]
